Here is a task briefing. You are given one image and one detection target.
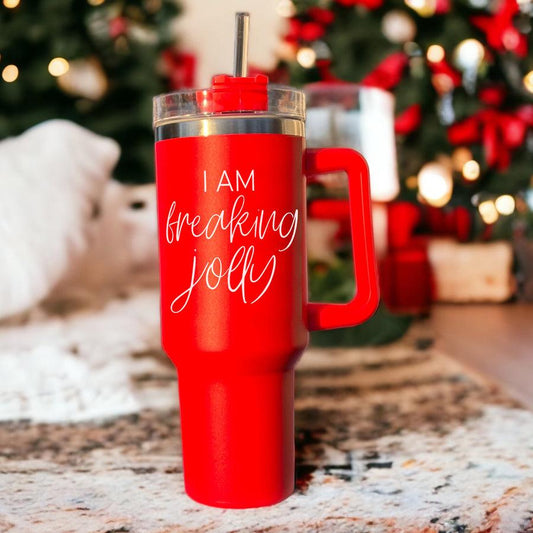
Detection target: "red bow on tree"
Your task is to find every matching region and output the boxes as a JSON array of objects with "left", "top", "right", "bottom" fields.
[
  {"left": 395, "top": 104, "right": 422, "bottom": 135},
  {"left": 435, "top": 0, "right": 451, "bottom": 14},
  {"left": 361, "top": 52, "right": 409, "bottom": 90},
  {"left": 448, "top": 108, "right": 528, "bottom": 169},
  {"left": 471, "top": 0, "right": 527, "bottom": 57}
]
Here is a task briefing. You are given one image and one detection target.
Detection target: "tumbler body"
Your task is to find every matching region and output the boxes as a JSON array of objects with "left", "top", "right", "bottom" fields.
[{"left": 154, "top": 81, "right": 378, "bottom": 508}]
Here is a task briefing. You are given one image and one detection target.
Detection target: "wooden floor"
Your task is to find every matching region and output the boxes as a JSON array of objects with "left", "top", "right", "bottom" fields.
[{"left": 428, "top": 304, "right": 533, "bottom": 408}]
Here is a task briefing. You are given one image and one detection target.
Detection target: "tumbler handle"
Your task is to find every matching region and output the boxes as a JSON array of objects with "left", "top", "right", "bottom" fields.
[{"left": 305, "top": 148, "right": 379, "bottom": 331}]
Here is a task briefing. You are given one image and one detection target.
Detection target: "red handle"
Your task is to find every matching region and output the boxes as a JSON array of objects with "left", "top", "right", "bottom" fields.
[{"left": 305, "top": 148, "right": 379, "bottom": 331}]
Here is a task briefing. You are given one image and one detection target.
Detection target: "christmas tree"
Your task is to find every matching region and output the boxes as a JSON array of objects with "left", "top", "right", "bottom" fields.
[
  {"left": 0, "top": 0, "right": 180, "bottom": 182},
  {"left": 283, "top": 0, "right": 533, "bottom": 232}
]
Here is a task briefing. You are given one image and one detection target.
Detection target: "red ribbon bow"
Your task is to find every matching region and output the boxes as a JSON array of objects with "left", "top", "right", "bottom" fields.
[
  {"left": 395, "top": 104, "right": 422, "bottom": 135},
  {"left": 361, "top": 52, "right": 409, "bottom": 90},
  {"left": 471, "top": 0, "right": 527, "bottom": 57},
  {"left": 448, "top": 108, "right": 529, "bottom": 170}
]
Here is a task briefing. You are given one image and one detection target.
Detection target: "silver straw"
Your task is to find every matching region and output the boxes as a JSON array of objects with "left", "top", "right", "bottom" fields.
[{"left": 233, "top": 12, "right": 250, "bottom": 77}]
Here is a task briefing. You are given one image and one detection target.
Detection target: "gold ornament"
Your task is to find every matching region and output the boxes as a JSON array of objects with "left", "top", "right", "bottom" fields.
[
  {"left": 382, "top": 10, "right": 417, "bottom": 43},
  {"left": 523, "top": 70, "right": 533, "bottom": 93},
  {"left": 57, "top": 57, "right": 108, "bottom": 100},
  {"left": 405, "top": 0, "right": 436, "bottom": 17},
  {"left": 451, "top": 147, "right": 473, "bottom": 171}
]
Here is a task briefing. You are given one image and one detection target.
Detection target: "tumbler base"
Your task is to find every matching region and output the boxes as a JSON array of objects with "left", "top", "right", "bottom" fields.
[{"left": 177, "top": 368, "right": 295, "bottom": 509}]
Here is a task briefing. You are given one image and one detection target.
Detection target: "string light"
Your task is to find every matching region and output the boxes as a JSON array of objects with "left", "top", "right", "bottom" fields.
[
  {"left": 478, "top": 200, "right": 499, "bottom": 224},
  {"left": 296, "top": 47, "right": 316, "bottom": 69},
  {"left": 418, "top": 161, "right": 453, "bottom": 207},
  {"left": 426, "top": 44, "right": 445, "bottom": 63},
  {"left": 2, "top": 64, "right": 19, "bottom": 82},
  {"left": 3, "top": 0, "right": 20, "bottom": 7},
  {"left": 523, "top": 70, "right": 533, "bottom": 93},
  {"left": 462, "top": 160, "right": 480, "bottom": 181},
  {"left": 48, "top": 57, "right": 70, "bottom": 77},
  {"left": 276, "top": 0, "right": 295, "bottom": 18},
  {"left": 495, "top": 195, "right": 515, "bottom": 215}
]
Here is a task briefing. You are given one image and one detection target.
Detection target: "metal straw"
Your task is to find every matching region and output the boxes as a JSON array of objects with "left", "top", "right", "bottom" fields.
[{"left": 233, "top": 12, "right": 250, "bottom": 77}]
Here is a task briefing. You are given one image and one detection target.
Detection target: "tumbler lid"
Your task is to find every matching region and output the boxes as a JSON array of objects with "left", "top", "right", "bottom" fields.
[
  {"left": 153, "top": 84, "right": 304, "bottom": 127},
  {"left": 153, "top": 13, "right": 304, "bottom": 128}
]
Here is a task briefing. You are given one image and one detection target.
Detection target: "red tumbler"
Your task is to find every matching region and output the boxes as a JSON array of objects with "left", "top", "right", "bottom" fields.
[{"left": 153, "top": 13, "right": 379, "bottom": 508}]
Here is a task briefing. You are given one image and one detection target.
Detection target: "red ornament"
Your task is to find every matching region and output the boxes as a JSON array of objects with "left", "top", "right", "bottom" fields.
[
  {"left": 161, "top": 49, "right": 196, "bottom": 89},
  {"left": 361, "top": 52, "right": 409, "bottom": 90},
  {"left": 395, "top": 104, "right": 422, "bottom": 135},
  {"left": 285, "top": 19, "right": 303, "bottom": 43},
  {"left": 308, "top": 7, "right": 335, "bottom": 25},
  {"left": 300, "top": 21, "right": 326, "bottom": 42},
  {"left": 479, "top": 85, "right": 507, "bottom": 107},
  {"left": 516, "top": 104, "right": 533, "bottom": 125},
  {"left": 335, "top": 0, "right": 383, "bottom": 8},
  {"left": 471, "top": 0, "right": 528, "bottom": 57},
  {"left": 316, "top": 59, "right": 341, "bottom": 82},
  {"left": 435, "top": 0, "right": 451, "bottom": 14},
  {"left": 109, "top": 16, "right": 128, "bottom": 39}
]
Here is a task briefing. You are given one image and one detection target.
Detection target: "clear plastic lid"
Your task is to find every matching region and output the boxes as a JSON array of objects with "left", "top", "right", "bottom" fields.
[{"left": 153, "top": 82, "right": 305, "bottom": 128}]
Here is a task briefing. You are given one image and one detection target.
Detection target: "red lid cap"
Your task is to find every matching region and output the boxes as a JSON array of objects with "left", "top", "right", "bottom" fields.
[
  {"left": 196, "top": 74, "right": 269, "bottom": 114},
  {"left": 177, "top": 367, "right": 295, "bottom": 508}
]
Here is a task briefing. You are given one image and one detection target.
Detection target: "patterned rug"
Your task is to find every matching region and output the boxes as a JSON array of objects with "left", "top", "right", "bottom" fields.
[{"left": 0, "top": 291, "right": 532, "bottom": 532}]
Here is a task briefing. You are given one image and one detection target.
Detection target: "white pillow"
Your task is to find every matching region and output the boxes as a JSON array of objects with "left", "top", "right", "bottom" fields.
[{"left": 0, "top": 120, "right": 120, "bottom": 319}]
